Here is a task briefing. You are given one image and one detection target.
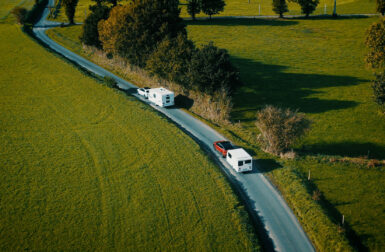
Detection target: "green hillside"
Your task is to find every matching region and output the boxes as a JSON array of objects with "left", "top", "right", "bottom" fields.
[{"left": 0, "top": 23, "right": 259, "bottom": 250}]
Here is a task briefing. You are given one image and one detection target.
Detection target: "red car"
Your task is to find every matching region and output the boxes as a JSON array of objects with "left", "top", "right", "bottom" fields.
[{"left": 213, "top": 141, "right": 235, "bottom": 157}]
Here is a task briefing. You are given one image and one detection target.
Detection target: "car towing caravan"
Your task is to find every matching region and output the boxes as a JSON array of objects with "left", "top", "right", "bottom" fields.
[
  {"left": 148, "top": 87, "right": 174, "bottom": 107},
  {"left": 226, "top": 148, "right": 253, "bottom": 173}
]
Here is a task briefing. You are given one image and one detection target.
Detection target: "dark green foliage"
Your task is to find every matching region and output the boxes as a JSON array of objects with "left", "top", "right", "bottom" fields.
[
  {"left": 272, "top": 0, "right": 288, "bottom": 17},
  {"left": 103, "top": 76, "right": 117, "bottom": 88},
  {"left": 291, "top": 0, "right": 319, "bottom": 17},
  {"left": 22, "top": 0, "right": 48, "bottom": 25},
  {"left": 377, "top": 0, "right": 385, "bottom": 15},
  {"left": 115, "top": 0, "right": 186, "bottom": 67},
  {"left": 80, "top": 3, "right": 110, "bottom": 48},
  {"left": 187, "top": 0, "right": 201, "bottom": 20},
  {"left": 186, "top": 42, "right": 240, "bottom": 94},
  {"left": 201, "top": 0, "right": 225, "bottom": 19},
  {"left": 11, "top": 7, "right": 27, "bottom": 24},
  {"left": 62, "top": 0, "right": 79, "bottom": 24},
  {"left": 146, "top": 34, "right": 195, "bottom": 87},
  {"left": 372, "top": 73, "right": 385, "bottom": 110},
  {"left": 366, "top": 18, "right": 385, "bottom": 70}
]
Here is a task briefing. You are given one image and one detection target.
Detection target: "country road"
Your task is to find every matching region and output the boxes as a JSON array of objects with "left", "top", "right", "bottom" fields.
[{"left": 33, "top": 2, "right": 315, "bottom": 251}]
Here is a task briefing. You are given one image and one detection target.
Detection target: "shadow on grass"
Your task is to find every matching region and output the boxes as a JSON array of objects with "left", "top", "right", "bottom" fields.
[
  {"left": 185, "top": 18, "right": 299, "bottom": 27},
  {"left": 229, "top": 58, "right": 365, "bottom": 119},
  {"left": 290, "top": 14, "right": 371, "bottom": 21},
  {"left": 303, "top": 141, "right": 385, "bottom": 159}
]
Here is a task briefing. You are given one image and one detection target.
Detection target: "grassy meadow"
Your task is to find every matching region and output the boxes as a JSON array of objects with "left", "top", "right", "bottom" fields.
[
  {"left": 186, "top": 17, "right": 385, "bottom": 250},
  {"left": 0, "top": 0, "right": 35, "bottom": 23},
  {"left": 0, "top": 22, "right": 261, "bottom": 250},
  {"left": 46, "top": 16, "right": 385, "bottom": 250},
  {"left": 50, "top": 0, "right": 377, "bottom": 24}
]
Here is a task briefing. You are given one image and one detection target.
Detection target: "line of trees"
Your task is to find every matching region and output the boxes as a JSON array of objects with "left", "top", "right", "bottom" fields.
[
  {"left": 187, "top": 0, "right": 225, "bottom": 20},
  {"left": 272, "top": 0, "right": 319, "bottom": 18},
  {"left": 80, "top": 0, "right": 240, "bottom": 105}
]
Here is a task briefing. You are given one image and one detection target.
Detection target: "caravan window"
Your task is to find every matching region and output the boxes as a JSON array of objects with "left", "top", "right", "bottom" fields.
[
  {"left": 228, "top": 153, "right": 232, "bottom": 158},
  {"left": 245, "top": 160, "right": 251, "bottom": 164},
  {"left": 238, "top": 161, "right": 243, "bottom": 166}
]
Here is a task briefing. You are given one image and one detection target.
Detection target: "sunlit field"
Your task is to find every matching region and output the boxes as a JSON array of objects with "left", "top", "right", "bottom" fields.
[{"left": 0, "top": 23, "right": 259, "bottom": 250}]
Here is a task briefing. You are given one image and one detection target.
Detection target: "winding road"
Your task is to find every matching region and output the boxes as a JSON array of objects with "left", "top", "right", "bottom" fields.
[{"left": 33, "top": 2, "right": 315, "bottom": 251}]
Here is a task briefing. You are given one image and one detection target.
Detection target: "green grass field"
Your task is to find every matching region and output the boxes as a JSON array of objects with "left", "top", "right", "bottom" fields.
[
  {"left": 185, "top": 17, "right": 385, "bottom": 250},
  {"left": 0, "top": 0, "right": 35, "bottom": 23},
  {"left": 47, "top": 16, "right": 385, "bottom": 249},
  {"left": 0, "top": 23, "right": 260, "bottom": 250},
  {"left": 50, "top": 0, "right": 377, "bottom": 24}
]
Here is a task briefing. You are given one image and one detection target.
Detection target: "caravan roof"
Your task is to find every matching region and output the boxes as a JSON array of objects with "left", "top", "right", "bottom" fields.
[
  {"left": 150, "top": 87, "right": 173, "bottom": 95},
  {"left": 227, "top": 148, "right": 252, "bottom": 160}
]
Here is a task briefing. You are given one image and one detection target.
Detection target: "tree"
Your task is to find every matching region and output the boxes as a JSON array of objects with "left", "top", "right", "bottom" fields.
[
  {"left": 62, "top": 0, "right": 79, "bottom": 24},
  {"left": 187, "top": 0, "right": 201, "bottom": 20},
  {"left": 201, "top": 0, "right": 225, "bottom": 19},
  {"left": 146, "top": 34, "right": 195, "bottom": 86},
  {"left": 11, "top": 7, "right": 27, "bottom": 24},
  {"left": 98, "top": 5, "right": 129, "bottom": 53},
  {"left": 372, "top": 73, "right": 385, "bottom": 110},
  {"left": 272, "top": 0, "right": 288, "bottom": 18},
  {"left": 255, "top": 105, "right": 311, "bottom": 155},
  {"left": 99, "top": 0, "right": 186, "bottom": 67},
  {"left": 291, "top": 0, "right": 319, "bottom": 17},
  {"left": 186, "top": 42, "right": 241, "bottom": 93},
  {"left": 377, "top": 0, "right": 385, "bottom": 16},
  {"left": 80, "top": 3, "right": 110, "bottom": 48},
  {"left": 365, "top": 18, "right": 385, "bottom": 70}
]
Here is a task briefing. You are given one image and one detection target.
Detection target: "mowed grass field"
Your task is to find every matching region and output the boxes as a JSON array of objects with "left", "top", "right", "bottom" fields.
[
  {"left": 186, "top": 17, "right": 385, "bottom": 249},
  {"left": 0, "top": 0, "right": 35, "bottom": 23},
  {"left": 47, "top": 16, "right": 385, "bottom": 249},
  {"left": 50, "top": 0, "right": 377, "bottom": 24},
  {"left": 0, "top": 24, "right": 259, "bottom": 250}
]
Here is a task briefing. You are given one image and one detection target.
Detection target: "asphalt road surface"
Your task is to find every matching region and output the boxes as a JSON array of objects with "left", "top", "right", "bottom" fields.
[{"left": 33, "top": 3, "right": 315, "bottom": 251}]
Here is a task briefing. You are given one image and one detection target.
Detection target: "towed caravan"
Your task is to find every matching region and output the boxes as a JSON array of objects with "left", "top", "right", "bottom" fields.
[
  {"left": 148, "top": 87, "right": 174, "bottom": 107},
  {"left": 226, "top": 148, "right": 253, "bottom": 173}
]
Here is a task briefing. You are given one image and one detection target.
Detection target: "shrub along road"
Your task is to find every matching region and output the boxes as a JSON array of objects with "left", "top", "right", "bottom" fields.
[{"left": 33, "top": 2, "right": 314, "bottom": 251}]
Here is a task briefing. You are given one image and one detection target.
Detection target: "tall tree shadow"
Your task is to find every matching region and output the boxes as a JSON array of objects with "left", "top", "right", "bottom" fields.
[{"left": 230, "top": 57, "right": 365, "bottom": 120}]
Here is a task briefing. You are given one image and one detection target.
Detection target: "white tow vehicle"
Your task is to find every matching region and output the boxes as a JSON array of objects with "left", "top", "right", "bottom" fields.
[
  {"left": 137, "top": 87, "right": 151, "bottom": 98},
  {"left": 148, "top": 87, "right": 174, "bottom": 107},
  {"left": 226, "top": 148, "right": 253, "bottom": 172}
]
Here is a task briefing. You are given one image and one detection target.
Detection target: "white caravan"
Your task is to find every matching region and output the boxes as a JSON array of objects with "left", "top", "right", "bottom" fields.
[
  {"left": 226, "top": 148, "right": 253, "bottom": 173},
  {"left": 148, "top": 87, "right": 175, "bottom": 107}
]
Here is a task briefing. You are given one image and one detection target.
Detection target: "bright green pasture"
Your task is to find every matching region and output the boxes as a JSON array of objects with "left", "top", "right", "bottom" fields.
[
  {"left": 51, "top": 0, "right": 376, "bottom": 24},
  {"left": 0, "top": 24, "right": 259, "bottom": 250},
  {"left": 0, "top": 0, "right": 35, "bottom": 23},
  {"left": 186, "top": 17, "right": 385, "bottom": 250},
  {"left": 187, "top": 16, "right": 385, "bottom": 159}
]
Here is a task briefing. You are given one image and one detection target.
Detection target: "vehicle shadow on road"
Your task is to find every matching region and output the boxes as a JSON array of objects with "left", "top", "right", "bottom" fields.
[{"left": 246, "top": 159, "right": 282, "bottom": 174}]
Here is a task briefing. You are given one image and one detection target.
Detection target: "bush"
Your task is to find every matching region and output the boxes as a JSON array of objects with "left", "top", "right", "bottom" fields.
[
  {"left": 11, "top": 7, "right": 28, "bottom": 24},
  {"left": 255, "top": 105, "right": 311, "bottom": 155},
  {"left": 372, "top": 72, "right": 385, "bottom": 111},
  {"left": 365, "top": 18, "right": 385, "bottom": 70},
  {"left": 103, "top": 76, "right": 117, "bottom": 88},
  {"left": 186, "top": 42, "right": 241, "bottom": 94}
]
